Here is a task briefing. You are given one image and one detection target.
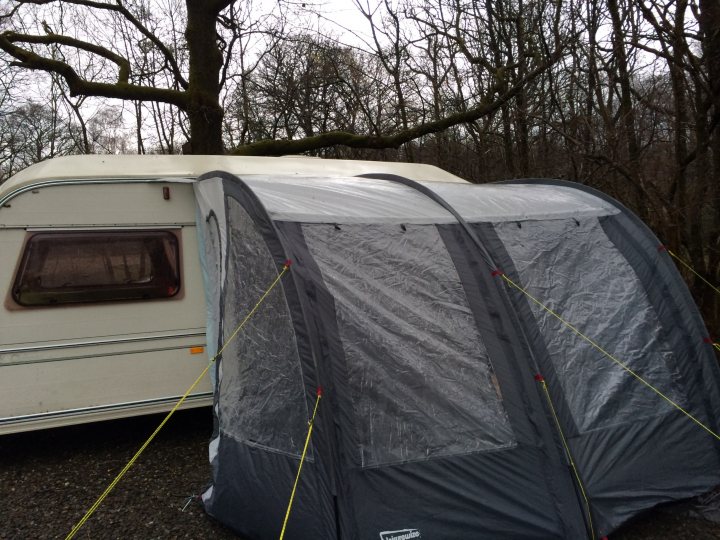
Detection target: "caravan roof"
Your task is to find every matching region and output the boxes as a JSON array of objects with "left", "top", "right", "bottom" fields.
[{"left": 0, "top": 154, "right": 467, "bottom": 195}]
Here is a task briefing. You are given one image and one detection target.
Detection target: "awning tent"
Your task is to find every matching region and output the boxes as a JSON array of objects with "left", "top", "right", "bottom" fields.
[{"left": 195, "top": 170, "right": 720, "bottom": 539}]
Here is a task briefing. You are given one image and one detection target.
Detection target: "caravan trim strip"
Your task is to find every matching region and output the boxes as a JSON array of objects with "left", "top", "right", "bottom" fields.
[
  {"left": 0, "top": 330, "right": 205, "bottom": 354},
  {"left": 0, "top": 392, "right": 213, "bottom": 426}
]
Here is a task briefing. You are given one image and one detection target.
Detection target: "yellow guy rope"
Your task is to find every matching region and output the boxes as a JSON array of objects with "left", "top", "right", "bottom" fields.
[
  {"left": 279, "top": 387, "right": 323, "bottom": 540},
  {"left": 65, "top": 261, "right": 292, "bottom": 540},
  {"left": 497, "top": 272, "right": 720, "bottom": 442},
  {"left": 535, "top": 375, "right": 595, "bottom": 540},
  {"left": 662, "top": 247, "right": 720, "bottom": 351},
  {"left": 665, "top": 248, "right": 720, "bottom": 298}
]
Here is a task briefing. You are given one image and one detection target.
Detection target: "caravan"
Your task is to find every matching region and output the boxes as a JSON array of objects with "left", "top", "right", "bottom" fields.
[{"left": 0, "top": 154, "right": 464, "bottom": 434}]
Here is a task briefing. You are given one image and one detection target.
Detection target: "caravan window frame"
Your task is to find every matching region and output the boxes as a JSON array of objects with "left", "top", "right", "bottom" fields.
[{"left": 9, "top": 229, "right": 182, "bottom": 308}]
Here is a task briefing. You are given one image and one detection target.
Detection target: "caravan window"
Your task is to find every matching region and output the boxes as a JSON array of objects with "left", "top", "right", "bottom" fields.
[{"left": 12, "top": 230, "right": 180, "bottom": 307}]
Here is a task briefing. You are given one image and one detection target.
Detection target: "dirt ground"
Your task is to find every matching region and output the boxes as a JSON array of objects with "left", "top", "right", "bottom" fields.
[{"left": 1, "top": 408, "right": 719, "bottom": 540}]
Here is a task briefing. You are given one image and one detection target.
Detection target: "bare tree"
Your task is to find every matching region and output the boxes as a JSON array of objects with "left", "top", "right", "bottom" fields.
[
  {"left": 0, "top": 0, "right": 231, "bottom": 153},
  {"left": 0, "top": 0, "right": 563, "bottom": 156},
  {"left": 0, "top": 100, "right": 81, "bottom": 178}
]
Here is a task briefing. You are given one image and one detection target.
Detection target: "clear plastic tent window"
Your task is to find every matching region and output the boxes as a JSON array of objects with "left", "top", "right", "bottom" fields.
[
  {"left": 218, "top": 199, "right": 308, "bottom": 457},
  {"left": 494, "top": 218, "right": 683, "bottom": 432},
  {"left": 303, "top": 223, "right": 515, "bottom": 467}
]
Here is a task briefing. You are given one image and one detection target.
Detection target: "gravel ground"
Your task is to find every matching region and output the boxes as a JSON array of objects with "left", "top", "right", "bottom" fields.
[{"left": 2, "top": 408, "right": 720, "bottom": 540}]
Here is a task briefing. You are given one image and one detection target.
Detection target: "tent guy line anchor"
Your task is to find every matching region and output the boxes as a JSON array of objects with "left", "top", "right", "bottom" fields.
[
  {"left": 64, "top": 260, "right": 293, "bottom": 540},
  {"left": 181, "top": 494, "right": 200, "bottom": 512},
  {"left": 703, "top": 337, "right": 720, "bottom": 353}
]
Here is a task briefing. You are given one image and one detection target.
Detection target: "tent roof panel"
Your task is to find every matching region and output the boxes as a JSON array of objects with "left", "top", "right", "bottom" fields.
[
  {"left": 424, "top": 182, "right": 620, "bottom": 222},
  {"left": 243, "top": 175, "right": 455, "bottom": 223},
  {"left": 240, "top": 176, "right": 620, "bottom": 223}
]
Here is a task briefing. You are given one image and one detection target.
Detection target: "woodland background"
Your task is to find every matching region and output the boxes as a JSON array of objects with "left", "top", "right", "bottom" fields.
[{"left": 0, "top": 0, "right": 718, "bottom": 331}]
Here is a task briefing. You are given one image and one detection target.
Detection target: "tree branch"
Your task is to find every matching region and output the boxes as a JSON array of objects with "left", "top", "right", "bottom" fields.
[
  {"left": 0, "top": 31, "right": 187, "bottom": 107},
  {"left": 231, "top": 52, "right": 560, "bottom": 156},
  {"left": 208, "top": 0, "right": 237, "bottom": 14},
  {"left": 15, "top": 0, "right": 189, "bottom": 89},
  {"left": 2, "top": 31, "right": 131, "bottom": 82}
]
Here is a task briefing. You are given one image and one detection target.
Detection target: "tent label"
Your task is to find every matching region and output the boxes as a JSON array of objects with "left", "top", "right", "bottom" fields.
[{"left": 379, "top": 529, "right": 421, "bottom": 540}]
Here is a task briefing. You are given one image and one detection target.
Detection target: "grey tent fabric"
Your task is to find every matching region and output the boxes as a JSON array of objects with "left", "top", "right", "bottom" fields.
[
  {"left": 493, "top": 217, "right": 682, "bottom": 432},
  {"left": 195, "top": 171, "right": 720, "bottom": 540}
]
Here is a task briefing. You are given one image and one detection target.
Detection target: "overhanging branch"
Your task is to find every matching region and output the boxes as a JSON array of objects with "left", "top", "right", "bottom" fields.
[
  {"left": 2, "top": 31, "right": 131, "bottom": 82},
  {"left": 231, "top": 52, "right": 560, "bottom": 156},
  {"left": 14, "top": 0, "right": 189, "bottom": 89},
  {"left": 0, "top": 31, "right": 188, "bottom": 108}
]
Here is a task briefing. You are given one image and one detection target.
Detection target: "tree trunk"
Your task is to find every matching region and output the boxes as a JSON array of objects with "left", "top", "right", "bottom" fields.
[
  {"left": 699, "top": 0, "right": 720, "bottom": 331},
  {"left": 608, "top": 0, "right": 646, "bottom": 219},
  {"left": 486, "top": 0, "right": 516, "bottom": 177},
  {"left": 514, "top": 3, "right": 530, "bottom": 176},
  {"left": 667, "top": 2, "right": 689, "bottom": 251},
  {"left": 185, "top": 1, "right": 225, "bottom": 154}
]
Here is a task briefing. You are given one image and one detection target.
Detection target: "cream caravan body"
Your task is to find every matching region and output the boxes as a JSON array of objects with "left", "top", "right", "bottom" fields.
[{"left": 0, "top": 155, "right": 466, "bottom": 434}]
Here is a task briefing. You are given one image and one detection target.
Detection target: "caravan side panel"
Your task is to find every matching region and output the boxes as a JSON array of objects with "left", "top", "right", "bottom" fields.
[{"left": 0, "top": 181, "right": 211, "bottom": 434}]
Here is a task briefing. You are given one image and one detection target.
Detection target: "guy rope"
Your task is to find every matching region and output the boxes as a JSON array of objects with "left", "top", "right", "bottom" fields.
[
  {"left": 278, "top": 386, "right": 323, "bottom": 540},
  {"left": 493, "top": 270, "right": 720, "bottom": 442},
  {"left": 64, "top": 260, "right": 293, "bottom": 540},
  {"left": 659, "top": 245, "right": 720, "bottom": 352}
]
